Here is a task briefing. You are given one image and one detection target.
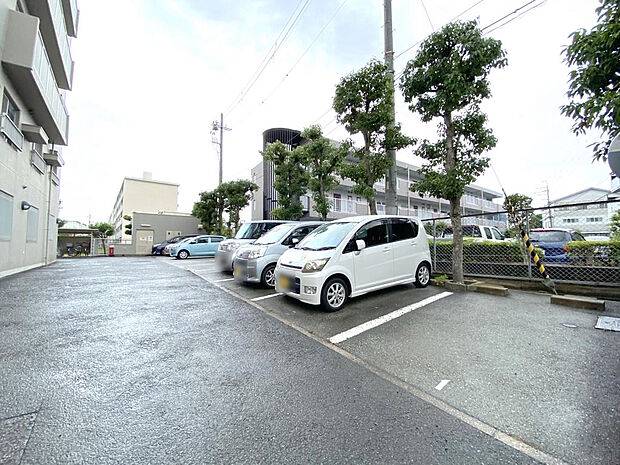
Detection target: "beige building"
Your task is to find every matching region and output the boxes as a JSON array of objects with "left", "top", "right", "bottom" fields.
[
  {"left": 109, "top": 172, "right": 179, "bottom": 241},
  {"left": 0, "top": 0, "right": 79, "bottom": 278}
]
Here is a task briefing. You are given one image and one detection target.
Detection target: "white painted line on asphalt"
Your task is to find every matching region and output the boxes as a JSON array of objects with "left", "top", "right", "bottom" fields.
[
  {"left": 435, "top": 380, "right": 450, "bottom": 391},
  {"left": 251, "top": 293, "right": 283, "bottom": 302},
  {"left": 329, "top": 291, "right": 453, "bottom": 344},
  {"left": 213, "top": 278, "right": 235, "bottom": 283}
]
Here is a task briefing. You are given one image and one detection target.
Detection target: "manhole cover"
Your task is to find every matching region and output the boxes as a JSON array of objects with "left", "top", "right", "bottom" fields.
[{"left": 595, "top": 316, "right": 620, "bottom": 332}]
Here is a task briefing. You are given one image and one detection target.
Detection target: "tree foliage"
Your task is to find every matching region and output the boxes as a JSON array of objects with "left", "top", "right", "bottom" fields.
[
  {"left": 296, "top": 125, "right": 348, "bottom": 220},
  {"left": 561, "top": 0, "right": 619, "bottom": 161},
  {"left": 89, "top": 222, "right": 114, "bottom": 238},
  {"left": 263, "top": 140, "right": 308, "bottom": 220},
  {"left": 192, "top": 180, "right": 257, "bottom": 235},
  {"left": 610, "top": 210, "right": 620, "bottom": 239},
  {"left": 122, "top": 215, "right": 132, "bottom": 236},
  {"left": 333, "top": 59, "right": 412, "bottom": 214},
  {"left": 399, "top": 20, "right": 507, "bottom": 283},
  {"left": 503, "top": 193, "right": 543, "bottom": 229}
]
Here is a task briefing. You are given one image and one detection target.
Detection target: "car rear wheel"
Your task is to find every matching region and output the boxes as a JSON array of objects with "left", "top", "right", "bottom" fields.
[
  {"left": 178, "top": 250, "right": 189, "bottom": 260},
  {"left": 414, "top": 262, "right": 430, "bottom": 288},
  {"left": 261, "top": 264, "right": 276, "bottom": 288},
  {"left": 321, "top": 277, "right": 347, "bottom": 312}
]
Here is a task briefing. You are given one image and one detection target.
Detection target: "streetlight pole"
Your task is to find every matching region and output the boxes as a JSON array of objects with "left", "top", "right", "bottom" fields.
[
  {"left": 384, "top": 0, "right": 398, "bottom": 215},
  {"left": 211, "top": 113, "right": 231, "bottom": 186}
]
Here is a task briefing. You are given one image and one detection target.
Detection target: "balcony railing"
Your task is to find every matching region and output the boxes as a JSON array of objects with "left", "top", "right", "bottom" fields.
[
  {"left": 0, "top": 114, "right": 24, "bottom": 151},
  {"left": 329, "top": 197, "right": 358, "bottom": 214},
  {"left": 32, "top": 30, "right": 69, "bottom": 143},
  {"left": 61, "top": 0, "right": 79, "bottom": 37},
  {"left": 49, "top": 0, "right": 73, "bottom": 85},
  {"left": 30, "top": 144, "right": 46, "bottom": 174}
]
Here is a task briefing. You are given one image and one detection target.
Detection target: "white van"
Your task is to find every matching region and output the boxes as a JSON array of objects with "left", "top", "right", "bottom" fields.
[
  {"left": 441, "top": 224, "right": 505, "bottom": 242},
  {"left": 275, "top": 216, "right": 432, "bottom": 312}
]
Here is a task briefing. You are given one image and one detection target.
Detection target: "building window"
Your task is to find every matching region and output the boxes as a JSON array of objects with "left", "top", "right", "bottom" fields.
[
  {"left": 16, "top": 1, "right": 25, "bottom": 12},
  {"left": 26, "top": 206, "right": 39, "bottom": 242},
  {"left": 2, "top": 91, "right": 20, "bottom": 126},
  {"left": 0, "top": 190, "right": 13, "bottom": 241}
]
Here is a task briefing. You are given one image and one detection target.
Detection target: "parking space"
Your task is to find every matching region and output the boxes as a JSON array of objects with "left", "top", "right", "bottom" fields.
[{"left": 165, "top": 255, "right": 619, "bottom": 465}]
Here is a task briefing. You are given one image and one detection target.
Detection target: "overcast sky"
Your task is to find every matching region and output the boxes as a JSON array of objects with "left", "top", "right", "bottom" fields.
[{"left": 60, "top": 0, "right": 609, "bottom": 224}]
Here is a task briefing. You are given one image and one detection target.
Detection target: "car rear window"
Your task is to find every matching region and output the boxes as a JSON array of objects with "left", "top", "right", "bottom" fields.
[
  {"left": 529, "top": 231, "right": 571, "bottom": 242},
  {"left": 442, "top": 225, "right": 481, "bottom": 238}
]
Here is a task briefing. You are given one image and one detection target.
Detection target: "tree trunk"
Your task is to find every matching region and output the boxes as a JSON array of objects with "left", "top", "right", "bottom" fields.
[
  {"left": 444, "top": 111, "right": 464, "bottom": 284},
  {"left": 368, "top": 196, "right": 377, "bottom": 215},
  {"left": 319, "top": 177, "right": 326, "bottom": 221}
]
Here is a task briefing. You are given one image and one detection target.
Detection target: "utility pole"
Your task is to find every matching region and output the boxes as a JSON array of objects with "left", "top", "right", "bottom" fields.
[
  {"left": 384, "top": 0, "right": 398, "bottom": 215},
  {"left": 211, "top": 113, "right": 231, "bottom": 186}
]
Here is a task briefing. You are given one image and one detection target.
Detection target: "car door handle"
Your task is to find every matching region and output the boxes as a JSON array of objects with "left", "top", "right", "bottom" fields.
[
  {"left": 383, "top": 246, "right": 391, "bottom": 253},
  {"left": 410, "top": 241, "right": 417, "bottom": 245}
]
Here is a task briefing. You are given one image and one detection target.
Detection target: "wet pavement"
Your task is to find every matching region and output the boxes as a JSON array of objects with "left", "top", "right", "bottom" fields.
[{"left": 0, "top": 257, "right": 618, "bottom": 464}]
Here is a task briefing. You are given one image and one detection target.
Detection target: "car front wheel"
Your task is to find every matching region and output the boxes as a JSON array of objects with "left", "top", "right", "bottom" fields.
[
  {"left": 178, "top": 250, "right": 189, "bottom": 260},
  {"left": 261, "top": 264, "right": 276, "bottom": 288},
  {"left": 321, "top": 277, "right": 348, "bottom": 312},
  {"left": 414, "top": 262, "right": 430, "bottom": 288}
]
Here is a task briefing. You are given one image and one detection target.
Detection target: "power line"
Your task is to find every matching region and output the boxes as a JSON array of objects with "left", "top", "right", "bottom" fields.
[
  {"left": 419, "top": 0, "right": 435, "bottom": 31},
  {"left": 482, "top": 0, "right": 549, "bottom": 35},
  {"left": 395, "top": 0, "right": 486, "bottom": 60},
  {"left": 480, "top": 0, "right": 538, "bottom": 32},
  {"left": 230, "top": 0, "right": 349, "bottom": 125},
  {"left": 224, "top": 0, "right": 313, "bottom": 118}
]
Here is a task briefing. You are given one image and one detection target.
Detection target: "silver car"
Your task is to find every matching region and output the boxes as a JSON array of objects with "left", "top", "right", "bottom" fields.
[
  {"left": 233, "top": 222, "right": 323, "bottom": 287},
  {"left": 215, "top": 220, "right": 287, "bottom": 272}
]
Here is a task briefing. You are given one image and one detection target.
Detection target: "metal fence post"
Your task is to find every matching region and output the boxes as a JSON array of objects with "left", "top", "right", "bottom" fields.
[
  {"left": 432, "top": 219, "right": 437, "bottom": 272},
  {"left": 526, "top": 214, "right": 532, "bottom": 279}
]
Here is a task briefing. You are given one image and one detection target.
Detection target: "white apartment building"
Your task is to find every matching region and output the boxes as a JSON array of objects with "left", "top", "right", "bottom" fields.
[
  {"left": 547, "top": 187, "right": 614, "bottom": 236},
  {"left": 0, "top": 0, "right": 78, "bottom": 278},
  {"left": 251, "top": 128, "right": 506, "bottom": 229},
  {"left": 109, "top": 173, "right": 179, "bottom": 241}
]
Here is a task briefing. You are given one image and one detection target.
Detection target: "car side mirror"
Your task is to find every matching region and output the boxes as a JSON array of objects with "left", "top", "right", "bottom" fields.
[
  {"left": 356, "top": 239, "right": 366, "bottom": 251},
  {"left": 290, "top": 237, "right": 300, "bottom": 247}
]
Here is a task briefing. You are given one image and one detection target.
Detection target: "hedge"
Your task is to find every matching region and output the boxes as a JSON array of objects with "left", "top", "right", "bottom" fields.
[
  {"left": 565, "top": 240, "right": 620, "bottom": 266},
  {"left": 433, "top": 240, "right": 544, "bottom": 264}
]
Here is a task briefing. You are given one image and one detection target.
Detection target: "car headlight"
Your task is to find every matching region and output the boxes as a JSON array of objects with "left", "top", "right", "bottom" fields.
[
  {"left": 302, "top": 258, "right": 330, "bottom": 273},
  {"left": 248, "top": 246, "right": 268, "bottom": 259}
]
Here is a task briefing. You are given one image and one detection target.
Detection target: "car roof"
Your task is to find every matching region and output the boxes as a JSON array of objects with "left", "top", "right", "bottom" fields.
[
  {"left": 332, "top": 215, "right": 420, "bottom": 224},
  {"left": 531, "top": 228, "right": 574, "bottom": 232}
]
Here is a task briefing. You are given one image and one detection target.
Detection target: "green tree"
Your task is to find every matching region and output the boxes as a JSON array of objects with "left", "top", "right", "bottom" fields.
[
  {"left": 123, "top": 215, "right": 132, "bottom": 236},
  {"left": 192, "top": 190, "right": 224, "bottom": 234},
  {"left": 220, "top": 179, "right": 258, "bottom": 235},
  {"left": 89, "top": 221, "right": 114, "bottom": 254},
  {"left": 296, "top": 125, "right": 348, "bottom": 220},
  {"left": 503, "top": 193, "right": 543, "bottom": 230},
  {"left": 333, "top": 59, "right": 412, "bottom": 214},
  {"left": 610, "top": 210, "right": 620, "bottom": 239},
  {"left": 424, "top": 220, "right": 449, "bottom": 237},
  {"left": 400, "top": 20, "right": 507, "bottom": 283},
  {"left": 561, "top": 0, "right": 619, "bottom": 161},
  {"left": 263, "top": 140, "right": 308, "bottom": 220}
]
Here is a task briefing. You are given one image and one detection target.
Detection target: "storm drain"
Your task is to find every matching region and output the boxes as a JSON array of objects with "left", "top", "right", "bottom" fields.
[{"left": 595, "top": 316, "right": 620, "bottom": 332}]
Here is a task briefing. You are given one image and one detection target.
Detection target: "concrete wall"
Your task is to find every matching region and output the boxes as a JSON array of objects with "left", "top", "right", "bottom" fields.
[
  {"left": 132, "top": 211, "right": 202, "bottom": 245},
  {"left": 0, "top": 0, "right": 62, "bottom": 279}
]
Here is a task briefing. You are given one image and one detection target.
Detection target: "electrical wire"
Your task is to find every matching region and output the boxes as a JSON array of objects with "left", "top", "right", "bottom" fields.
[
  {"left": 419, "top": 0, "right": 435, "bottom": 31},
  {"left": 480, "top": 0, "right": 538, "bottom": 32},
  {"left": 482, "top": 0, "right": 549, "bottom": 35},
  {"left": 224, "top": 0, "right": 313, "bottom": 118}
]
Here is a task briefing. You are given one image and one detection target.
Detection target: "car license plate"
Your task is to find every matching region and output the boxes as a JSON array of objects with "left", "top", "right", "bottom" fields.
[{"left": 277, "top": 275, "right": 290, "bottom": 290}]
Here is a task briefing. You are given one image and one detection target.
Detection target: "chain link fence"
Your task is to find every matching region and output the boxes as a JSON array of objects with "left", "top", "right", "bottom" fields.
[{"left": 423, "top": 199, "right": 620, "bottom": 286}]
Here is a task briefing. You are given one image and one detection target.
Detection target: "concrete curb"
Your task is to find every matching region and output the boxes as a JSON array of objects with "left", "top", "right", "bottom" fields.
[{"left": 550, "top": 294, "right": 605, "bottom": 311}]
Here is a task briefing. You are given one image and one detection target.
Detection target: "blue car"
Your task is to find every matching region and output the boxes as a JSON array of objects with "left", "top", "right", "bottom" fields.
[
  {"left": 529, "top": 228, "right": 586, "bottom": 263},
  {"left": 152, "top": 234, "right": 198, "bottom": 255},
  {"left": 170, "top": 235, "right": 226, "bottom": 259}
]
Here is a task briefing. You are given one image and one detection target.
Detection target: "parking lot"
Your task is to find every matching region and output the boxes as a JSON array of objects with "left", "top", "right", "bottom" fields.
[{"left": 168, "top": 255, "right": 619, "bottom": 465}]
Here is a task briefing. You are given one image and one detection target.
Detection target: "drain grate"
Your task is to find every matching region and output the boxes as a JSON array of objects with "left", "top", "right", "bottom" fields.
[{"left": 595, "top": 316, "right": 620, "bottom": 332}]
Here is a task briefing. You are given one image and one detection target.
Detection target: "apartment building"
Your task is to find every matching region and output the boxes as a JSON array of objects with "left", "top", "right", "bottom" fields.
[
  {"left": 251, "top": 128, "right": 506, "bottom": 230},
  {"left": 546, "top": 187, "right": 613, "bottom": 236},
  {"left": 109, "top": 172, "right": 179, "bottom": 241},
  {"left": 0, "top": 0, "right": 78, "bottom": 278}
]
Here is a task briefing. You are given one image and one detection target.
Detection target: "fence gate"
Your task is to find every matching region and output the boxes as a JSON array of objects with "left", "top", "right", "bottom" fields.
[{"left": 135, "top": 230, "right": 154, "bottom": 255}]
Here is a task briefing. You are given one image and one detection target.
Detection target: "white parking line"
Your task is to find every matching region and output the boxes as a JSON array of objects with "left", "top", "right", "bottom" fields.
[
  {"left": 328, "top": 291, "right": 453, "bottom": 344},
  {"left": 435, "top": 380, "right": 450, "bottom": 391},
  {"left": 251, "top": 293, "right": 283, "bottom": 302},
  {"left": 214, "top": 278, "right": 235, "bottom": 283}
]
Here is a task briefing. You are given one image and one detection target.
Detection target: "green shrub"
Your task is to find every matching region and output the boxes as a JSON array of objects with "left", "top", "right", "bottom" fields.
[
  {"left": 565, "top": 240, "right": 620, "bottom": 266},
  {"left": 434, "top": 239, "right": 544, "bottom": 264}
]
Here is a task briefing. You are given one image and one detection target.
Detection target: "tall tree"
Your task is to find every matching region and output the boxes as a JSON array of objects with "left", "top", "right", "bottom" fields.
[
  {"left": 192, "top": 190, "right": 224, "bottom": 234},
  {"left": 263, "top": 140, "right": 308, "bottom": 220},
  {"left": 89, "top": 222, "right": 114, "bottom": 254},
  {"left": 561, "top": 0, "right": 619, "bottom": 161},
  {"left": 220, "top": 180, "right": 258, "bottom": 234},
  {"left": 296, "top": 125, "right": 348, "bottom": 220},
  {"left": 503, "top": 193, "right": 542, "bottom": 230},
  {"left": 400, "top": 20, "right": 507, "bottom": 283},
  {"left": 333, "top": 59, "right": 411, "bottom": 214}
]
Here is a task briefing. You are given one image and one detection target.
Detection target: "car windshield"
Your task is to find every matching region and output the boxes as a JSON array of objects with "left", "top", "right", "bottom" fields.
[
  {"left": 297, "top": 222, "right": 357, "bottom": 251},
  {"left": 235, "top": 223, "right": 259, "bottom": 239},
  {"left": 442, "top": 226, "right": 482, "bottom": 238},
  {"left": 254, "top": 224, "right": 293, "bottom": 245},
  {"left": 529, "top": 231, "right": 571, "bottom": 242}
]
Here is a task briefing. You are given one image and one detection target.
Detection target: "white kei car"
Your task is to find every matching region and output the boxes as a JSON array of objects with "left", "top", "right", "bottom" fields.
[{"left": 275, "top": 215, "right": 432, "bottom": 312}]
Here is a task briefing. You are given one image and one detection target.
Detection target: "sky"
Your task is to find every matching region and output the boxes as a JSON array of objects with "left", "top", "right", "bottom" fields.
[{"left": 60, "top": 0, "right": 610, "bottom": 224}]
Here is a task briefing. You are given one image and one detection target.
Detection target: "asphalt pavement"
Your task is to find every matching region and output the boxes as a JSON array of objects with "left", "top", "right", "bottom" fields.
[{"left": 0, "top": 257, "right": 541, "bottom": 464}]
